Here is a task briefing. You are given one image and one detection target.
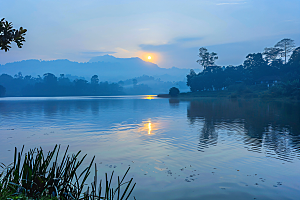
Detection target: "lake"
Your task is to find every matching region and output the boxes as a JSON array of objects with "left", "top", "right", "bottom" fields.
[{"left": 0, "top": 96, "right": 299, "bottom": 200}]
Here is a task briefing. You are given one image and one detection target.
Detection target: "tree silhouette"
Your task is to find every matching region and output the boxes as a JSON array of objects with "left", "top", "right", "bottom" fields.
[
  {"left": 0, "top": 18, "right": 27, "bottom": 52},
  {"left": 169, "top": 87, "right": 180, "bottom": 97},
  {"left": 288, "top": 47, "right": 300, "bottom": 68},
  {"left": 43, "top": 73, "right": 57, "bottom": 85},
  {"left": 0, "top": 85, "right": 6, "bottom": 97},
  {"left": 91, "top": 75, "right": 99, "bottom": 85},
  {"left": 132, "top": 79, "right": 138, "bottom": 86},
  {"left": 275, "top": 38, "right": 295, "bottom": 64},
  {"left": 196, "top": 47, "right": 218, "bottom": 70},
  {"left": 263, "top": 47, "right": 283, "bottom": 64}
]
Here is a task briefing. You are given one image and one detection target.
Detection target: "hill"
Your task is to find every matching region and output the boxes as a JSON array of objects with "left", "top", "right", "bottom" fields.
[{"left": 0, "top": 55, "right": 189, "bottom": 81}]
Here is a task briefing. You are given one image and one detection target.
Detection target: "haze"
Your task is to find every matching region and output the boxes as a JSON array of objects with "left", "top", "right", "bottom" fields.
[{"left": 1, "top": 0, "right": 299, "bottom": 69}]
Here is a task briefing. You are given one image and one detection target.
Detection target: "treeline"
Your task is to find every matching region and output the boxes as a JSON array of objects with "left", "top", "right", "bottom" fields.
[
  {"left": 119, "top": 75, "right": 187, "bottom": 95},
  {"left": 0, "top": 73, "right": 123, "bottom": 97},
  {"left": 187, "top": 39, "right": 300, "bottom": 97},
  {"left": 0, "top": 73, "right": 187, "bottom": 97}
]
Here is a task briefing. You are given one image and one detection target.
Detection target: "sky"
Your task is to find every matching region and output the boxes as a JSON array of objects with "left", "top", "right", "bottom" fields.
[{"left": 1, "top": 0, "right": 300, "bottom": 69}]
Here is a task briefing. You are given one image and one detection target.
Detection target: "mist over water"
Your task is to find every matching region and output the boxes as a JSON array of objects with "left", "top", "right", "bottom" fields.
[{"left": 0, "top": 96, "right": 299, "bottom": 199}]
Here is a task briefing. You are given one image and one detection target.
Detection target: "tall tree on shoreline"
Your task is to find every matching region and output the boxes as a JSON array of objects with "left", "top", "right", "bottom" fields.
[
  {"left": 0, "top": 18, "right": 27, "bottom": 52},
  {"left": 263, "top": 47, "right": 283, "bottom": 64},
  {"left": 196, "top": 47, "right": 218, "bottom": 70},
  {"left": 275, "top": 38, "right": 295, "bottom": 64}
]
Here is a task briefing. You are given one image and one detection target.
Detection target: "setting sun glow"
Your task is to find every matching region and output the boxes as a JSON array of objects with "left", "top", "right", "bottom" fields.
[{"left": 139, "top": 52, "right": 159, "bottom": 63}]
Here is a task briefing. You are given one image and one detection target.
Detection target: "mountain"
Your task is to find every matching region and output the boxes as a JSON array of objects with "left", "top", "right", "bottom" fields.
[{"left": 0, "top": 55, "right": 189, "bottom": 81}]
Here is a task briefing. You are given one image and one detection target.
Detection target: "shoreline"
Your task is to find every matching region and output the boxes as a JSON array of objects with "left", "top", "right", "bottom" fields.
[{"left": 157, "top": 92, "right": 300, "bottom": 102}]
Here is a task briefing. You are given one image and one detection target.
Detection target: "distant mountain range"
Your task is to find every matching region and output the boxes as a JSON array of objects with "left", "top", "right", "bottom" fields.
[{"left": 0, "top": 55, "right": 189, "bottom": 81}]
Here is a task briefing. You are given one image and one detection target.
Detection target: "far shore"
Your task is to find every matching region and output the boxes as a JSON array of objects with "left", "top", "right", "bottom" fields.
[{"left": 157, "top": 91, "right": 300, "bottom": 102}]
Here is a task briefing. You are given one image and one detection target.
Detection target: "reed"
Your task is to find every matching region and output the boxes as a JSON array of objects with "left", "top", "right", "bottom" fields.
[{"left": 0, "top": 145, "right": 136, "bottom": 200}]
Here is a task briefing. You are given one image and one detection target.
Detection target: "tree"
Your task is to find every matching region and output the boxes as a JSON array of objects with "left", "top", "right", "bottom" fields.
[
  {"left": 43, "top": 73, "right": 57, "bottom": 85},
  {"left": 186, "top": 69, "right": 197, "bottom": 88},
  {"left": 169, "top": 87, "right": 180, "bottom": 97},
  {"left": 132, "top": 79, "right": 137, "bottom": 86},
  {"left": 243, "top": 53, "right": 267, "bottom": 69},
  {"left": 0, "top": 85, "right": 6, "bottom": 97},
  {"left": 58, "top": 74, "right": 71, "bottom": 86},
  {"left": 288, "top": 47, "right": 300, "bottom": 68},
  {"left": 14, "top": 72, "right": 23, "bottom": 79},
  {"left": 263, "top": 47, "right": 283, "bottom": 64},
  {"left": 0, "top": 18, "right": 27, "bottom": 52},
  {"left": 275, "top": 38, "right": 296, "bottom": 64},
  {"left": 243, "top": 53, "right": 269, "bottom": 81},
  {"left": 91, "top": 75, "right": 99, "bottom": 85},
  {"left": 196, "top": 47, "right": 218, "bottom": 70}
]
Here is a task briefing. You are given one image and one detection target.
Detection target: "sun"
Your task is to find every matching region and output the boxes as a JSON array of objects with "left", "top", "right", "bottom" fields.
[{"left": 148, "top": 56, "right": 151, "bottom": 60}]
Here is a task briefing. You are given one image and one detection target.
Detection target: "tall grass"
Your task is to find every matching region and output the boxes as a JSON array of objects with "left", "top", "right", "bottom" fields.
[{"left": 0, "top": 145, "right": 136, "bottom": 200}]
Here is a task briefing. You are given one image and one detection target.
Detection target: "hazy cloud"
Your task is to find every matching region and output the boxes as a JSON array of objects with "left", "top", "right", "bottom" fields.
[
  {"left": 139, "top": 37, "right": 204, "bottom": 52},
  {"left": 216, "top": 0, "right": 246, "bottom": 5},
  {"left": 138, "top": 28, "right": 150, "bottom": 31},
  {"left": 1, "top": 0, "right": 299, "bottom": 67},
  {"left": 174, "top": 37, "right": 204, "bottom": 43},
  {"left": 115, "top": 47, "right": 130, "bottom": 53},
  {"left": 81, "top": 51, "right": 117, "bottom": 55}
]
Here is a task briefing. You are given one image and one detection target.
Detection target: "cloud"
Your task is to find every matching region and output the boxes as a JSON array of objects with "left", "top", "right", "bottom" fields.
[
  {"left": 81, "top": 51, "right": 117, "bottom": 55},
  {"left": 138, "top": 28, "right": 150, "bottom": 31},
  {"left": 115, "top": 47, "right": 130, "bottom": 53},
  {"left": 139, "top": 37, "right": 204, "bottom": 52},
  {"left": 174, "top": 37, "right": 204, "bottom": 43},
  {"left": 216, "top": 2, "right": 246, "bottom": 5},
  {"left": 139, "top": 43, "right": 174, "bottom": 52}
]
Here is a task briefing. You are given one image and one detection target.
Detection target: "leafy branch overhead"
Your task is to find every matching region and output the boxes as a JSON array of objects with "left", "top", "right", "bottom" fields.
[{"left": 0, "top": 18, "right": 27, "bottom": 52}]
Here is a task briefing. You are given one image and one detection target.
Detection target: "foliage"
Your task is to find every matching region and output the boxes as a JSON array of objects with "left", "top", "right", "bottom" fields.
[
  {"left": 0, "top": 85, "right": 6, "bottom": 97},
  {"left": 0, "top": 73, "right": 124, "bottom": 97},
  {"left": 196, "top": 47, "right": 218, "bottom": 70},
  {"left": 263, "top": 47, "right": 283, "bottom": 64},
  {"left": 0, "top": 18, "right": 27, "bottom": 52},
  {"left": 274, "top": 38, "right": 295, "bottom": 64},
  {"left": 91, "top": 75, "right": 99, "bottom": 85},
  {"left": 0, "top": 73, "right": 187, "bottom": 96},
  {"left": 288, "top": 47, "right": 300, "bottom": 68},
  {"left": 0, "top": 145, "right": 136, "bottom": 200},
  {"left": 169, "top": 87, "right": 180, "bottom": 97},
  {"left": 186, "top": 69, "right": 197, "bottom": 92},
  {"left": 266, "top": 79, "right": 300, "bottom": 98},
  {"left": 187, "top": 38, "right": 299, "bottom": 96}
]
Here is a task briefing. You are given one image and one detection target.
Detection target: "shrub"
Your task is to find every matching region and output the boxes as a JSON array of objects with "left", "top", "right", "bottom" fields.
[{"left": 169, "top": 87, "right": 180, "bottom": 97}]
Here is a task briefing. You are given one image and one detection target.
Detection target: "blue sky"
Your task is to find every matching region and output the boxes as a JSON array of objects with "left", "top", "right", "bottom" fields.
[{"left": 1, "top": 0, "right": 299, "bottom": 69}]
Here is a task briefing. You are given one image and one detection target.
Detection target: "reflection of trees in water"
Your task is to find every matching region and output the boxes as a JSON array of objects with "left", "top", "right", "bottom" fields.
[
  {"left": 187, "top": 99, "right": 300, "bottom": 161},
  {"left": 262, "top": 126, "right": 300, "bottom": 162},
  {"left": 169, "top": 99, "right": 180, "bottom": 108},
  {"left": 198, "top": 119, "right": 218, "bottom": 152}
]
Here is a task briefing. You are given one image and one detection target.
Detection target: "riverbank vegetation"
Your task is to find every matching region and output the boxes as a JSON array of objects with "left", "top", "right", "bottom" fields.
[
  {"left": 0, "top": 73, "right": 186, "bottom": 97},
  {"left": 185, "top": 38, "right": 300, "bottom": 99},
  {"left": 0, "top": 145, "right": 136, "bottom": 200}
]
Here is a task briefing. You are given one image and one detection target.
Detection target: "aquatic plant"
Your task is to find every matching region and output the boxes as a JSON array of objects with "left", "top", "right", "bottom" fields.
[{"left": 0, "top": 145, "right": 136, "bottom": 200}]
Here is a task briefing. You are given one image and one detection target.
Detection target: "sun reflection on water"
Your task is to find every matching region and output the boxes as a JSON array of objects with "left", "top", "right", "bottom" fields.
[
  {"left": 148, "top": 121, "right": 152, "bottom": 135},
  {"left": 137, "top": 119, "right": 158, "bottom": 135},
  {"left": 143, "top": 95, "right": 156, "bottom": 100}
]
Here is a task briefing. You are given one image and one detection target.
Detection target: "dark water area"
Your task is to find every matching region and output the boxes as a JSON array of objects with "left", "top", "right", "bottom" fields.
[{"left": 0, "top": 96, "right": 299, "bottom": 199}]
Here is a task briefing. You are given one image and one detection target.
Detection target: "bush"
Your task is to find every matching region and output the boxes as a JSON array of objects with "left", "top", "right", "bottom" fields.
[{"left": 169, "top": 87, "right": 180, "bottom": 97}]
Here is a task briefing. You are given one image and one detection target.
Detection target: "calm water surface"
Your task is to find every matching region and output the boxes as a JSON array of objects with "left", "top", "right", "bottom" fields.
[{"left": 0, "top": 96, "right": 300, "bottom": 200}]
